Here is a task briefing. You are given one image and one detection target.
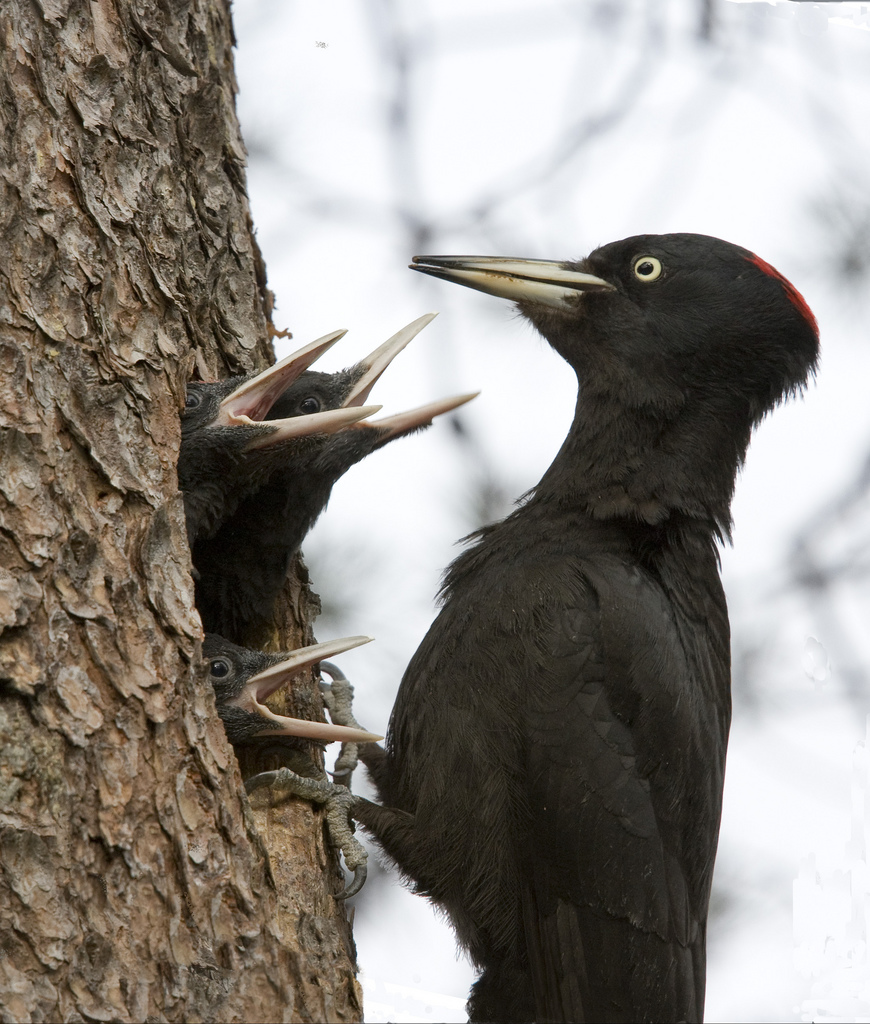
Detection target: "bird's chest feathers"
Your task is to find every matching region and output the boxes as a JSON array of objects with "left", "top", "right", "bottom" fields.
[{"left": 429, "top": 522, "right": 729, "bottom": 755}]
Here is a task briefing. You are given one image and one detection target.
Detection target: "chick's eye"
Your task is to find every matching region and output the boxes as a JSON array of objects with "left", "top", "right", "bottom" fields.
[
  {"left": 633, "top": 256, "right": 663, "bottom": 282},
  {"left": 209, "top": 659, "right": 230, "bottom": 678},
  {"left": 300, "top": 397, "right": 321, "bottom": 415},
  {"left": 184, "top": 391, "right": 202, "bottom": 410}
]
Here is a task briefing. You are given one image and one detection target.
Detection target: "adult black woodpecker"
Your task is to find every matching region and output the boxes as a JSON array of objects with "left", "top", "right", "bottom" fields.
[
  {"left": 347, "top": 235, "right": 819, "bottom": 1023},
  {"left": 179, "top": 329, "right": 380, "bottom": 545},
  {"left": 193, "top": 314, "right": 478, "bottom": 641},
  {"left": 203, "top": 632, "right": 379, "bottom": 745}
]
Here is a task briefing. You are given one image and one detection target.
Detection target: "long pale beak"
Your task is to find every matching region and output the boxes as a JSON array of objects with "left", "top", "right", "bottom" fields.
[
  {"left": 218, "top": 329, "right": 347, "bottom": 426},
  {"left": 410, "top": 256, "right": 615, "bottom": 312},
  {"left": 365, "top": 392, "right": 479, "bottom": 440},
  {"left": 343, "top": 313, "right": 438, "bottom": 407},
  {"left": 228, "top": 636, "right": 381, "bottom": 743},
  {"left": 244, "top": 405, "right": 381, "bottom": 451}
]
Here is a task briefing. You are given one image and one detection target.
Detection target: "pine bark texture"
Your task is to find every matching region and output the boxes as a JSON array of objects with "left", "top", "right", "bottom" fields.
[{"left": 0, "top": 1, "right": 361, "bottom": 1020}]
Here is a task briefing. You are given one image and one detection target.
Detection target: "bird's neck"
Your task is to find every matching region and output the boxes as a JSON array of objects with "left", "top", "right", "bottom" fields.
[{"left": 531, "top": 387, "right": 752, "bottom": 539}]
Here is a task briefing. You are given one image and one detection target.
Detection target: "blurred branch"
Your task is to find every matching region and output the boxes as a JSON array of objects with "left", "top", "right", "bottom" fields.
[
  {"left": 814, "top": 183, "right": 870, "bottom": 292},
  {"left": 368, "top": 0, "right": 663, "bottom": 241},
  {"left": 787, "top": 446, "right": 870, "bottom": 708},
  {"left": 699, "top": 0, "right": 715, "bottom": 43}
]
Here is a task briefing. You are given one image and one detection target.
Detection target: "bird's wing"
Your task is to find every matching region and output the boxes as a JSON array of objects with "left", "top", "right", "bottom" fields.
[
  {"left": 521, "top": 557, "right": 726, "bottom": 1023},
  {"left": 380, "top": 521, "right": 727, "bottom": 1022}
]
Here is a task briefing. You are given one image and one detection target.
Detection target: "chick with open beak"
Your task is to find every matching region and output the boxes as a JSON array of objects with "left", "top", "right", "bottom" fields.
[
  {"left": 203, "top": 632, "right": 379, "bottom": 745},
  {"left": 193, "top": 314, "right": 478, "bottom": 641},
  {"left": 179, "top": 329, "right": 381, "bottom": 545}
]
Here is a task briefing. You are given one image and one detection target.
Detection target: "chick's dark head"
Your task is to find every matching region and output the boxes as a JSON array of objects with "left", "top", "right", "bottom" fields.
[{"left": 203, "top": 633, "right": 377, "bottom": 746}]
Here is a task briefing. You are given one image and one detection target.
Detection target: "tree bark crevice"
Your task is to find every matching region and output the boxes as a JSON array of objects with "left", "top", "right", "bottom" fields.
[{"left": 1, "top": 1, "right": 361, "bottom": 1019}]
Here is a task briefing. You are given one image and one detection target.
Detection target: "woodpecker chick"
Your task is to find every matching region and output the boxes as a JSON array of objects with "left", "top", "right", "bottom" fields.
[
  {"left": 193, "top": 314, "right": 478, "bottom": 640},
  {"left": 203, "top": 632, "right": 380, "bottom": 745},
  {"left": 179, "top": 329, "right": 379, "bottom": 545}
]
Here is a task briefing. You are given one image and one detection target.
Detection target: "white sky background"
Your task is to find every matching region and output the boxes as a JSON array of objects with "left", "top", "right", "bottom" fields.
[{"left": 231, "top": 2, "right": 870, "bottom": 1020}]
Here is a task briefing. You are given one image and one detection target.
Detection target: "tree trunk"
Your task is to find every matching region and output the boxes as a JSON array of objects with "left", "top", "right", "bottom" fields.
[{"left": 0, "top": 1, "right": 362, "bottom": 1020}]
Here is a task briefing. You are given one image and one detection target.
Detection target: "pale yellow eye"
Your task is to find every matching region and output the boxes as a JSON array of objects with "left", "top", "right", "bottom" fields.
[{"left": 633, "top": 256, "right": 662, "bottom": 282}]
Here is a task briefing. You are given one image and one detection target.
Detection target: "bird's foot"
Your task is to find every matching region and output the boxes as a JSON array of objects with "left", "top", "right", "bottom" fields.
[
  {"left": 245, "top": 767, "right": 367, "bottom": 899},
  {"left": 319, "top": 660, "right": 369, "bottom": 789}
]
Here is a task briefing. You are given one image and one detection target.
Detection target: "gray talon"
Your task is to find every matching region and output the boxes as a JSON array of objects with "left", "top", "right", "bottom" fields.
[
  {"left": 244, "top": 766, "right": 368, "bottom": 898},
  {"left": 319, "top": 661, "right": 365, "bottom": 729},
  {"left": 330, "top": 742, "right": 360, "bottom": 789},
  {"left": 245, "top": 768, "right": 286, "bottom": 795},
  {"left": 336, "top": 862, "right": 367, "bottom": 900},
  {"left": 320, "top": 660, "right": 371, "bottom": 791}
]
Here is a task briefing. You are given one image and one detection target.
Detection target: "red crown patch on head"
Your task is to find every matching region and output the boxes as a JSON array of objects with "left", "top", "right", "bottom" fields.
[{"left": 746, "top": 253, "right": 818, "bottom": 338}]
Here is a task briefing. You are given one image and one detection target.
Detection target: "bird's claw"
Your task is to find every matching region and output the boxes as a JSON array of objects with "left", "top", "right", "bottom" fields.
[
  {"left": 330, "top": 743, "right": 359, "bottom": 787},
  {"left": 336, "top": 860, "right": 367, "bottom": 900},
  {"left": 320, "top": 660, "right": 369, "bottom": 789},
  {"left": 319, "top": 660, "right": 364, "bottom": 729},
  {"left": 244, "top": 766, "right": 368, "bottom": 899}
]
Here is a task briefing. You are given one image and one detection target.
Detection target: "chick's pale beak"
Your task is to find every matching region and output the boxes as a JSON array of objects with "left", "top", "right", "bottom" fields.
[
  {"left": 218, "top": 329, "right": 347, "bottom": 426},
  {"left": 410, "top": 256, "right": 615, "bottom": 312},
  {"left": 366, "top": 392, "right": 479, "bottom": 439},
  {"left": 229, "top": 635, "right": 381, "bottom": 743},
  {"left": 243, "top": 405, "right": 381, "bottom": 451},
  {"left": 343, "top": 313, "right": 438, "bottom": 407}
]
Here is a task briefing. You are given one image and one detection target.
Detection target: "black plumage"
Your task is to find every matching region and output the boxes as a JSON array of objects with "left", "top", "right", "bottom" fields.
[
  {"left": 193, "top": 315, "right": 477, "bottom": 641},
  {"left": 352, "top": 235, "right": 819, "bottom": 1023},
  {"left": 203, "top": 632, "right": 379, "bottom": 745},
  {"left": 178, "top": 330, "right": 378, "bottom": 545}
]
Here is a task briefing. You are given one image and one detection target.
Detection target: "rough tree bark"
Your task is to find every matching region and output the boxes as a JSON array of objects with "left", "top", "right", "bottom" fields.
[{"left": 0, "top": 1, "right": 362, "bottom": 1020}]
